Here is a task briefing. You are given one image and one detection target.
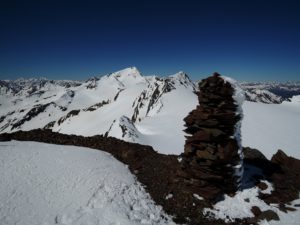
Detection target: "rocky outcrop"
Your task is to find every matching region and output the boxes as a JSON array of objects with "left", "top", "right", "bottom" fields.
[
  {"left": 262, "top": 150, "right": 300, "bottom": 204},
  {"left": 113, "top": 89, "right": 124, "bottom": 101},
  {"left": 119, "top": 116, "right": 139, "bottom": 140},
  {"left": 11, "top": 103, "right": 52, "bottom": 130},
  {"left": 105, "top": 116, "right": 140, "bottom": 142},
  {"left": 44, "top": 121, "right": 56, "bottom": 129},
  {"left": 57, "top": 109, "right": 80, "bottom": 125},
  {"left": 85, "top": 77, "right": 99, "bottom": 89},
  {"left": 83, "top": 100, "right": 110, "bottom": 112},
  {"left": 180, "top": 73, "right": 244, "bottom": 198}
]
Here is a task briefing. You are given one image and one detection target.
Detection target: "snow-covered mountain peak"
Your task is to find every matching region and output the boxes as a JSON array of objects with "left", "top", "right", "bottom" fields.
[
  {"left": 107, "top": 67, "right": 146, "bottom": 87},
  {"left": 169, "top": 71, "right": 187, "bottom": 79},
  {"left": 110, "top": 67, "right": 142, "bottom": 79},
  {"left": 168, "top": 71, "right": 196, "bottom": 90}
]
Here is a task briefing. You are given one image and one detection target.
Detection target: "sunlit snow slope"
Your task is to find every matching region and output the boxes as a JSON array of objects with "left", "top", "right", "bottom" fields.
[{"left": 0, "top": 141, "right": 175, "bottom": 225}]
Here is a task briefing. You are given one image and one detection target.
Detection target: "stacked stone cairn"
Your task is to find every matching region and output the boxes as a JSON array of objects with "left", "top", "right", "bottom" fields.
[{"left": 180, "top": 73, "right": 244, "bottom": 198}]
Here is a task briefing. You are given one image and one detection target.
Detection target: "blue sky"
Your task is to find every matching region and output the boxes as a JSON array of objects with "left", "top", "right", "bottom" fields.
[{"left": 0, "top": 0, "right": 299, "bottom": 81}]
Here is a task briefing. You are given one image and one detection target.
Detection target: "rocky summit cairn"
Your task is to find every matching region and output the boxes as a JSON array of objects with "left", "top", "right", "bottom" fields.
[{"left": 180, "top": 72, "right": 244, "bottom": 198}]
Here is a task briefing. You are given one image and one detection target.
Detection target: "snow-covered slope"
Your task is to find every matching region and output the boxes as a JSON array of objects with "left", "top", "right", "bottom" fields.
[
  {"left": 1, "top": 68, "right": 299, "bottom": 159},
  {"left": 0, "top": 141, "right": 175, "bottom": 225},
  {"left": 242, "top": 96, "right": 300, "bottom": 159}
]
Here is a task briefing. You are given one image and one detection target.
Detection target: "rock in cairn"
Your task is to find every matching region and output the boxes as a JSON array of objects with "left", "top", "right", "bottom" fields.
[{"left": 180, "top": 73, "right": 244, "bottom": 198}]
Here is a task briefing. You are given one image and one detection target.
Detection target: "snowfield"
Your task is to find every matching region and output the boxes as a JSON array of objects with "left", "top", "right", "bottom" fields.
[
  {"left": 242, "top": 97, "right": 300, "bottom": 159},
  {"left": 0, "top": 141, "right": 175, "bottom": 225}
]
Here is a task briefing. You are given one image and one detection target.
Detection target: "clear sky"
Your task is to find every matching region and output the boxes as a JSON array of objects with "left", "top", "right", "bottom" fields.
[{"left": 0, "top": 0, "right": 299, "bottom": 81}]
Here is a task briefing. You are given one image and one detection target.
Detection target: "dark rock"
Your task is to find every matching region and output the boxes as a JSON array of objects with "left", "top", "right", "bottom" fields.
[
  {"left": 258, "top": 210, "right": 279, "bottom": 221},
  {"left": 285, "top": 207, "right": 296, "bottom": 212},
  {"left": 251, "top": 206, "right": 262, "bottom": 217},
  {"left": 44, "top": 121, "right": 55, "bottom": 130},
  {"left": 257, "top": 182, "right": 268, "bottom": 191},
  {"left": 114, "top": 89, "right": 124, "bottom": 101},
  {"left": 192, "top": 130, "right": 212, "bottom": 141},
  {"left": 243, "top": 147, "right": 268, "bottom": 161},
  {"left": 0, "top": 133, "right": 12, "bottom": 141},
  {"left": 213, "top": 72, "right": 221, "bottom": 77},
  {"left": 83, "top": 100, "right": 110, "bottom": 112},
  {"left": 263, "top": 150, "right": 300, "bottom": 203},
  {"left": 0, "top": 115, "right": 6, "bottom": 124},
  {"left": 196, "top": 150, "right": 217, "bottom": 160},
  {"left": 57, "top": 110, "right": 80, "bottom": 125},
  {"left": 271, "top": 149, "right": 289, "bottom": 164},
  {"left": 279, "top": 203, "right": 297, "bottom": 213}
]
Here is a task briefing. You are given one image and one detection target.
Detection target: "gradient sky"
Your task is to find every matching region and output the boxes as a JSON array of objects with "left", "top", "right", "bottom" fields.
[{"left": 0, "top": 0, "right": 300, "bottom": 81}]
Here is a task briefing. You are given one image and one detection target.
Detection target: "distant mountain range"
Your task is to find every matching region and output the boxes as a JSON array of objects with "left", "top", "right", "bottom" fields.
[
  {"left": 1, "top": 67, "right": 300, "bottom": 156},
  {"left": 240, "top": 81, "right": 300, "bottom": 103}
]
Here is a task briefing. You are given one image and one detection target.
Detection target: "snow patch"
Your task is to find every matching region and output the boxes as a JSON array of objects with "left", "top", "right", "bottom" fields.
[
  {"left": 193, "top": 194, "right": 204, "bottom": 201},
  {"left": 203, "top": 185, "right": 272, "bottom": 222},
  {"left": 165, "top": 194, "right": 173, "bottom": 200},
  {"left": 259, "top": 181, "right": 273, "bottom": 195}
]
